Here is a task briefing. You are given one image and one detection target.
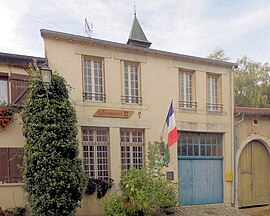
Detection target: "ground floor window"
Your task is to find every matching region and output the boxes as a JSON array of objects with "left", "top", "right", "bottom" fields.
[
  {"left": 0, "top": 148, "right": 23, "bottom": 183},
  {"left": 178, "top": 132, "right": 222, "bottom": 157},
  {"left": 120, "top": 129, "right": 144, "bottom": 171},
  {"left": 82, "top": 127, "right": 110, "bottom": 180}
]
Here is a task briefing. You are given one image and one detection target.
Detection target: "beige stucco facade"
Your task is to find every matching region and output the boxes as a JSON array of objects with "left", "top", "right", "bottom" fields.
[
  {"left": 41, "top": 29, "right": 235, "bottom": 215},
  {"left": 0, "top": 29, "right": 236, "bottom": 215}
]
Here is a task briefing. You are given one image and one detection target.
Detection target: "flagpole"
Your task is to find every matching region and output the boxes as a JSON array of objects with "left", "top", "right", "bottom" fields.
[{"left": 160, "top": 100, "right": 173, "bottom": 141}]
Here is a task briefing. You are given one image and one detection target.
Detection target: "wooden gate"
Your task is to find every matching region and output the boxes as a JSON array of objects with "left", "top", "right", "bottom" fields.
[{"left": 238, "top": 140, "right": 270, "bottom": 207}]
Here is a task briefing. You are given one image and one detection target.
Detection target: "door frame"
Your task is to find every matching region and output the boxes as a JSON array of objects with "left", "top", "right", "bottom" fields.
[{"left": 235, "top": 135, "right": 270, "bottom": 208}]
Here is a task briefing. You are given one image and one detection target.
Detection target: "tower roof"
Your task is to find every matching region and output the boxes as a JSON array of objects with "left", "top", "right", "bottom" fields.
[{"left": 127, "top": 15, "right": 151, "bottom": 48}]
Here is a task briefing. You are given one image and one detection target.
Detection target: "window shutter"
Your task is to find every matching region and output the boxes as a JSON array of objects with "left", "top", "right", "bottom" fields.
[
  {"left": 0, "top": 148, "right": 9, "bottom": 183},
  {"left": 9, "top": 148, "right": 23, "bottom": 183},
  {"left": 10, "top": 73, "right": 30, "bottom": 111}
]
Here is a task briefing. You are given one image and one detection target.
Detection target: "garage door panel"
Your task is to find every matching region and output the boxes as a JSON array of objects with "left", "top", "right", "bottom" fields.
[
  {"left": 179, "top": 158, "right": 223, "bottom": 205},
  {"left": 178, "top": 160, "right": 193, "bottom": 205}
]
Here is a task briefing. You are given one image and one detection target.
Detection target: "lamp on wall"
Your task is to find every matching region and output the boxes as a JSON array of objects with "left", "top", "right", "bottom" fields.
[{"left": 40, "top": 65, "right": 52, "bottom": 88}]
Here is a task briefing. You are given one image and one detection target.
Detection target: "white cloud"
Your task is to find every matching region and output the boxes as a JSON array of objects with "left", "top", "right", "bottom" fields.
[{"left": 0, "top": 0, "right": 270, "bottom": 62}]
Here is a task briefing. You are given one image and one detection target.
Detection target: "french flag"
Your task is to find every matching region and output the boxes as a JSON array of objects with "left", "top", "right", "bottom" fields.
[{"left": 166, "top": 102, "right": 178, "bottom": 147}]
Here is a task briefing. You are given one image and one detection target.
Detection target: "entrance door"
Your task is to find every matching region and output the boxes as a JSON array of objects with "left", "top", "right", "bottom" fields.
[{"left": 238, "top": 140, "right": 270, "bottom": 207}]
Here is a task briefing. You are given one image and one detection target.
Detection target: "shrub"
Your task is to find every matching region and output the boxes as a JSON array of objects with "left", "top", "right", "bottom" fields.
[
  {"left": 21, "top": 68, "right": 87, "bottom": 216},
  {"left": 120, "top": 168, "right": 177, "bottom": 215},
  {"left": 0, "top": 206, "right": 26, "bottom": 216},
  {"left": 85, "top": 178, "right": 114, "bottom": 198},
  {"left": 4, "top": 207, "right": 26, "bottom": 216},
  {"left": 102, "top": 195, "right": 126, "bottom": 216},
  {"left": 103, "top": 168, "right": 177, "bottom": 216}
]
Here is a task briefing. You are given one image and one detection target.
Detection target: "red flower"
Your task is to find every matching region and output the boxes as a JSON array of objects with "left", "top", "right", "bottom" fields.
[{"left": 0, "top": 102, "right": 13, "bottom": 130}]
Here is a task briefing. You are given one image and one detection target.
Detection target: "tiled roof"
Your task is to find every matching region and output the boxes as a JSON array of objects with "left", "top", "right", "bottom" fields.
[{"left": 235, "top": 107, "right": 270, "bottom": 115}]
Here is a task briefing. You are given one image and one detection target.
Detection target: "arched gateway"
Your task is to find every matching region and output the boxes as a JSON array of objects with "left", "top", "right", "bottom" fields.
[{"left": 238, "top": 140, "right": 270, "bottom": 207}]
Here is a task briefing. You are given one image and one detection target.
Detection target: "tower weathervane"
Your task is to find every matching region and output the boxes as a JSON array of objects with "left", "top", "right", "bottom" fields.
[{"left": 134, "top": 5, "right": 136, "bottom": 16}]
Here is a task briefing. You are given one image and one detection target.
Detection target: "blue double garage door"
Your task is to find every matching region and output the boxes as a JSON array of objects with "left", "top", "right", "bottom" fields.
[
  {"left": 178, "top": 132, "right": 223, "bottom": 205},
  {"left": 178, "top": 157, "right": 223, "bottom": 205}
]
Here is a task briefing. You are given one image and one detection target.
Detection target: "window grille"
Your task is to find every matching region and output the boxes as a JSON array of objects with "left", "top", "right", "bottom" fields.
[
  {"left": 82, "top": 127, "right": 110, "bottom": 180},
  {"left": 179, "top": 71, "right": 196, "bottom": 109},
  {"left": 122, "top": 63, "right": 142, "bottom": 104},
  {"left": 178, "top": 132, "right": 222, "bottom": 157},
  {"left": 120, "top": 129, "right": 144, "bottom": 171},
  {"left": 207, "top": 76, "right": 222, "bottom": 111},
  {"left": 83, "top": 58, "right": 105, "bottom": 102}
]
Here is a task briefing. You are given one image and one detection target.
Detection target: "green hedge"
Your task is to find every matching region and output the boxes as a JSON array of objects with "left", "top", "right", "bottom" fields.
[{"left": 21, "top": 68, "right": 87, "bottom": 216}]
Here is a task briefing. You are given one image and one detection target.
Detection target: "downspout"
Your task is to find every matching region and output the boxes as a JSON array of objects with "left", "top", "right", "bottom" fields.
[{"left": 233, "top": 113, "right": 245, "bottom": 207}]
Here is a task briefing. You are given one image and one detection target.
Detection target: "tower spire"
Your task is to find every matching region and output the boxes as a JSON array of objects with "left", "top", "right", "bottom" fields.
[{"left": 127, "top": 9, "right": 151, "bottom": 48}]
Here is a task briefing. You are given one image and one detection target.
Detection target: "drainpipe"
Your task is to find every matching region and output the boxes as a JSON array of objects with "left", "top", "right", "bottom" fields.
[{"left": 233, "top": 113, "right": 245, "bottom": 207}]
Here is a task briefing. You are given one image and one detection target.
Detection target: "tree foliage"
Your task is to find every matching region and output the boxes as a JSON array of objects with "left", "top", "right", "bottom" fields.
[
  {"left": 21, "top": 67, "right": 87, "bottom": 216},
  {"left": 234, "top": 56, "right": 270, "bottom": 107},
  {"left": 208, "top": 48, "right": 270, "bottom": 108},
  {"left": 207, "top": 47, "right": 231, "bottom": 61}
]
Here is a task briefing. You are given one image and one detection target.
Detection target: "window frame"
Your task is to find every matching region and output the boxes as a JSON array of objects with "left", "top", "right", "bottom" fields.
[
  {"left": 120, "top": 128, "right": 144, "bottom": 172},
  {"left": 0, "top": 73, "right": 9, "bottom": 103},
  {"left": 82, "top": 56, "right": 106, "bottom": 102},
  {"left": 179, "top": 70, "right": 196, "bottom": 109},
  {"left": 82, "top": 127, "right": 110, "bottom": 180},
  {"left": 121, "top": 61, "right": 142, "bottom": 105},
  {"left": 207, "top": 74, "right": 222, "bottom": 112},
  {"left": 178, "top": 131, "right": 223, "bottom": 157}
]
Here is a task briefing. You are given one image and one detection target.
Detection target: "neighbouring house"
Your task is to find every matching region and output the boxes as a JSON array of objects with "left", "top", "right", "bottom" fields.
[
  {"left": 234, "top": 107, "right": 270, "bottom": 208},
  {"left": 40, "top": 14, "right": 237, "bottom": 215},
  {"left": 0, "top": 14, "right": 239, "bottom": 215},
  {"left": 0, "top": 52, "right": 46, "bottom": 207}
]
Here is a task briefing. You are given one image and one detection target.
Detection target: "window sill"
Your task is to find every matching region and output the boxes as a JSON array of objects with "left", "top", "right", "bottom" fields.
[
  {"left": 207, "top": 110, "right": 223, "bottom": 115},
  {"left": 115, "top": 103, "right": 149, "bottom": 110},
  {"left": 178, "top": 108, "right": 197, "bottom": 113},
  {"left": 0, "top": 182, "right": 24, "bottom": 187},
  {"left": 76, "top": 101, "right": 113, "bottom": 108}
]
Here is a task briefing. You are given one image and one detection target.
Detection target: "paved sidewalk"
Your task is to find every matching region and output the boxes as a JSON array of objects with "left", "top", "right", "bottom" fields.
[
  {"left": 173, "top": 204, "right": 250, "bottom": 216},
  {"left": 240, "top": 205, "right": 270, "bottom": 216}
]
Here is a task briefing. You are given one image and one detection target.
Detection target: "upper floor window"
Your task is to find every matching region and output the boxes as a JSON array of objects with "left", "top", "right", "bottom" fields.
[
  {"left": 121, "top": 62, "right": 142, "bottom": 105},
  {"left": 207, "top": 75, "right": 222, "bottom": 111},
  {"left": 120, "top": 129, "right": 144, "bottom": 172},
  {"left": 83, "top": 57, "right": 105, "bottom": 102},
  {"left": 82, "top": 127, "right": 110, "bottom": 180},
  {"left": 179, "top": 71, "right": 196, "bottom": 109},
  {"left": 0, "top": 76, "right": 8, "bottom": 103}
]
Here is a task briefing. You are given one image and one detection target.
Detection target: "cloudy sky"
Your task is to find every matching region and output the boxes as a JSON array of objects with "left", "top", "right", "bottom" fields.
[{"left": 1, "top": 0, "right": 270, "bottom": 63}]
